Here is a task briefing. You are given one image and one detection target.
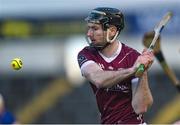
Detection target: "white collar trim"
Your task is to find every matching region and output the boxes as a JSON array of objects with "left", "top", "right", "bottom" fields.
[{"left": 99, "top": 42, "right": 122, "bottom": 63}]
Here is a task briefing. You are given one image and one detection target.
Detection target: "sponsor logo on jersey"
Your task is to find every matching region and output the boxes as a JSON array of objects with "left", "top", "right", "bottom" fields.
[
  {"left": 78, "top": 54, "right": 88, "bottom": 67},
  {"left": 106, "top": 84, "right": 129, "bottom": 93}
]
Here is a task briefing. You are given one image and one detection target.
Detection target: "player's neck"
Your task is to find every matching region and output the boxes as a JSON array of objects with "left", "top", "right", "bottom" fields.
[{"left": 100, "top": 40, "right": 119, "bottom": 58}]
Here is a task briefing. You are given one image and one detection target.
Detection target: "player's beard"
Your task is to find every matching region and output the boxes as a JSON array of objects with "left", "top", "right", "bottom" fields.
[{"left": 86, "top": 32, "right": 110, "bottom": 51}]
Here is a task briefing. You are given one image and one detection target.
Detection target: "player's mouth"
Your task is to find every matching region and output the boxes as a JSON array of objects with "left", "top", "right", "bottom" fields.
[{"left": 90, "top": 38, "right": 96, "bottom": 43}]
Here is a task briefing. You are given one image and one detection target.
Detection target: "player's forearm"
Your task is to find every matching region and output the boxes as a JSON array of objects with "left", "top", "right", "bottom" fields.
[
  {"left": 132, "top": 71, "right": 153, "bottom": 114},
  {"left": 87, "top": 67, "right": 136, "bottom": 88}
]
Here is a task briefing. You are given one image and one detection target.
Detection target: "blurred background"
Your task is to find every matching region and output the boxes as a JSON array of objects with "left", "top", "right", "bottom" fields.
[{"left": 0, "top": 0, "right": 180, "bottom": 124}]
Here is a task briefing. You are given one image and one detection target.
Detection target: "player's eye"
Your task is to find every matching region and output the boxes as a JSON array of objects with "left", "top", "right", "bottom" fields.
[{"left": 92, "top": 26, "right": 99, "bottom": 31}]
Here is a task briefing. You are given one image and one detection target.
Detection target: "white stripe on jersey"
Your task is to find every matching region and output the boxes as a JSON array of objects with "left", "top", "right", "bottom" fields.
[{"left": 80, "top": 60, "right": 98, "bottom": 76}]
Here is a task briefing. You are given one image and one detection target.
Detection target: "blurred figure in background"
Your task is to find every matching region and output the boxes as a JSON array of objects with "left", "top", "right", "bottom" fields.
[
  {"left": 77, "top": 7, "right": 154, "bottom": 124},
  {"left": 0, "top": 94, "right": 17, "bottom": 124},
  {"left": 173, "top": 120, "right": 180, "bottom": 125}
]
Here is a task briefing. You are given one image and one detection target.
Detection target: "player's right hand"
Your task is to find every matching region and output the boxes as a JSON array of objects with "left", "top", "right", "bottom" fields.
[{"left": 134, "top": 49, "right": 154, "bottom": 70}]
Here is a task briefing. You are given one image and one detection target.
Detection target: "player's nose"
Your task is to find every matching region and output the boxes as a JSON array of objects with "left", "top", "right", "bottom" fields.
[{"left": 86, "top": 29, "right": 93, "bottom": 37}]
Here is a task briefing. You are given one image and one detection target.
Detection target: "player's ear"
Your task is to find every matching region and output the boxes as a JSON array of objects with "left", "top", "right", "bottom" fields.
[{"left": 108, "top": 25, "right": 118, "bottom": 36}]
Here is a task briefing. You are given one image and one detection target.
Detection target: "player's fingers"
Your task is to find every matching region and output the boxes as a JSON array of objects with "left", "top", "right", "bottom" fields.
[
  {"left": 135, "top": 52, "right": 154, "bottom": 69},
  {"left": 136, "top": 56, "right": 147, "bottom": 66},
  {"left": 146, "top": 52, "right": 154, "bottom": 61},
  {"left": 145, "top": 55, "right": 154, "bottom": 66},
  {"left": 142, "top": 51, "right": 154, "bottom": 61},
  {"left": 142, "top": 49, "right": 154, "bottom": 56},
  {"left": 147, "top": 61, "right": 153, "bottom": 69},
  {"left": 142, "top": 48, "right": 148, "bottom": 54},
  {"left": 137, "top": 55, "right": 153, "bottom": 69},
  {"left": 141, "top": 53, "right": 154, "bottom": 61}
]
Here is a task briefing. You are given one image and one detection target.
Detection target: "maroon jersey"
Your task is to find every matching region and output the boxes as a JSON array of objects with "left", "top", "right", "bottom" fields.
[{"left": 77, "top": 43, "right": 144, "bottom": 124}]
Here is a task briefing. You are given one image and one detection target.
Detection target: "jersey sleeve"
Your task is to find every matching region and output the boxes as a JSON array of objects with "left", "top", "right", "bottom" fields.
[{"left": 77, "top": 47, "right": 95, "bottom": 68}]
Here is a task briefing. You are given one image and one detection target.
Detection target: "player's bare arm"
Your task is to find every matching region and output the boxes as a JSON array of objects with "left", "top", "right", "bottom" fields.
[
  {"left": 131, "top": 71, "right": 153, "bottom": 114},
  {"left": 81, "top": 62, "right": 136, "bottom": 88},
  {"left": 131, "top": 50, "right": 154, "bottom": 114}
]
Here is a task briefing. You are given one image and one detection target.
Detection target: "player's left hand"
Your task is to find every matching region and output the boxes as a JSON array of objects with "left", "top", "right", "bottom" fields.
[
  {"left": 141, "top": 48, "right": 154, "bottom": 69},
  {"left": 137, "top": 49, "right": 154, "bottom": 70}
]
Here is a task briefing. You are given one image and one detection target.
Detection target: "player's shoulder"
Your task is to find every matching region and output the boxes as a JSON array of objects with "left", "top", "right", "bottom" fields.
[
  {"left": 77, "top": 46, "right": 97, "bottom": 67},
  {"left": 78, "top": 46, "right": 97, "bottom": 55},
  {"left": 122, "top": 43, "right": 140, "bottom": 55}
]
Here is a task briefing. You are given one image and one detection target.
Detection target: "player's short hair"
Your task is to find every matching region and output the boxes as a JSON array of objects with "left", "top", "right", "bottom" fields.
[{"left": 85, "top": 7, "right": 124, "bottom": 32}]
